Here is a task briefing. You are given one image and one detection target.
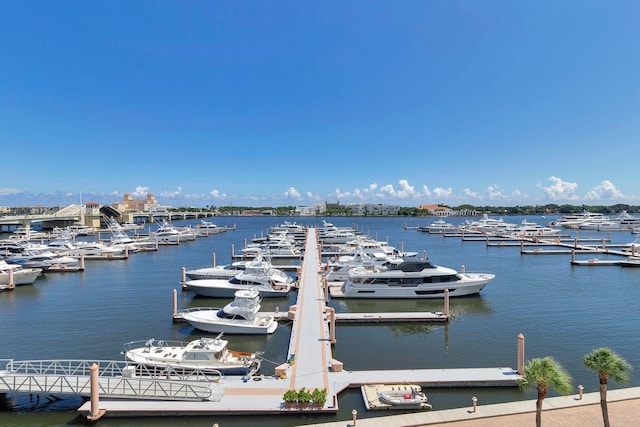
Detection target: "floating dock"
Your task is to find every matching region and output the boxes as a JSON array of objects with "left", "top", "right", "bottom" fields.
[{"left": 361, "top": 383, "right": 432, "bottom": 411}]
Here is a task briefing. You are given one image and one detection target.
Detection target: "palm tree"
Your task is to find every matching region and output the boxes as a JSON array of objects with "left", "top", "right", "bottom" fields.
[
  {"left": 583, "top": 347, "right": 631, "bottom": 427},
  {"left": 519, "top": 357, "right": 573, "bottom": 427}
]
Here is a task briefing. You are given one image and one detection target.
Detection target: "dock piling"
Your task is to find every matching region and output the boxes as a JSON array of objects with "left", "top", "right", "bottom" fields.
[
  {"left": 517, "top": 333, "right": 525, "bottom": 375},
  {"left": 87, "top": 363, "right": 105, "bottom": 421},
  {"left": 472, "top": 396, "right": 478, "bottom": 412},
  {"left": 172, "top": 289, "right": 178, "bottom": 317}
]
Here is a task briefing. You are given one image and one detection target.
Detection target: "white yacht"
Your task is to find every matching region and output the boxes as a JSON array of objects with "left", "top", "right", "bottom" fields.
[
  {"left": 184, "top": 266, "right": 294, "bottom": 298},
  {"left": 181, "top": 288, "right": 278, "bottom": 334},
  {"left": 325, "top": 247, "right": 404, "bottom": 282},
  {"left": 185, "top": 256, "right": 271, "bottom": 281},
  {"left": 123, "top": 335, "right": 261, "bottom": 376},
  {"left": 340, "top": 259, "right": 494, "bottom": 299},
  {"left": 0, "top": 260, "right": 42, "bottom": 287},
  {"left": 505, "top": 220, "right": 561, "bottom": 238},
  {"left": 548, "top": 210, "right": 607, "bottom": 229},
  {"left": 419, "top": 219, "right": 456, "bottom": 233},
  {"left": 241, "top": 239, "right": 302, "bottom": 257},
  {"left": 6, "top": 251, "right": 82, "bottom": 271},
  {"left": 148, "top": 220, "right": 196, "bottom": 243},
  {"left": 47, "top": 237, "right": 124, "bottom": 257}
]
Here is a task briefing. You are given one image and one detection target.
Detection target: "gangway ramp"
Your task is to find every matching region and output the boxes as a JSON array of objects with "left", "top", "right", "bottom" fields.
[{"left": 0, "top": 359, "right": 218, "bottom": 401}]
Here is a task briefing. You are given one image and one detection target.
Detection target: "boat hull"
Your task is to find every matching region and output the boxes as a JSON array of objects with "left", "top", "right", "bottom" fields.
[
  {"left": 182, "top": 311, "right": 278, "bottom": 335},
  {"left": 0, "top": 268, "right": 42, "bottom": 286},
  {"left": 341, "top": 274, "right": 493, "bottom": 299},
  {"left": 185, "top": 280, "right": 290, "bottom": 298}
]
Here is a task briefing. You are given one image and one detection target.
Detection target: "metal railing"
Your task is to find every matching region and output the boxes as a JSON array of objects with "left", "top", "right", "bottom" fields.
[{"left": 0, "top": 359, "right": 223, "bottom": 401}]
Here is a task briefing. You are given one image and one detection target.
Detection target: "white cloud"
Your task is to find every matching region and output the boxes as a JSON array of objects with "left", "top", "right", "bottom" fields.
[
  {"left": 0, "top": 188, "right": 20, "bottom": 196},
  {"left": 432, "top": 187, "right": 453, "bottom": 198},
  {"left": 485, "top": 185, "right": 507, "bottom": 200},
  {"left": 132, "top": 186, "right": 150, "bottom": 197},
  {"left": 584, "top": 180, "right": 625, "bottom": 201},
  {"left": 284, "top": 187, "right": 302, "bottom": 200},
  {"left": 159, "top": 187, "right": 183, "bottom": 198},
  {"left": 542, "top": 176, "right": 579, "bottom": 201},
  {"left": 463, "top": 188, "right": 480, "bottom": 199},
  {"left": 210, "top": 189, "right": 228, "bottom": 199}
]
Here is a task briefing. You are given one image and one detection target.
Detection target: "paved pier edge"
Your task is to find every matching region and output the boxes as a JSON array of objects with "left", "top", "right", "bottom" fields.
[{"left": 296, "top": 386, "right": 640, "bottom": 427}]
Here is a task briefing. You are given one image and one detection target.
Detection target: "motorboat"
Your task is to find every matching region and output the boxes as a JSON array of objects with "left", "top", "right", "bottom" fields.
[
  {"left": 459, "top": 214, "right": 518, "bottom": 235},
  {"left": 47, "top": 237, "right": 124, "bottom": 257},
  {"left": 148, "top": 220, "right": 195, "bottom": 243},
  {"left": 548, "top": 210, "right": 607, "bottom": 229},
  {"left": 240, "top": 239, "right": 302, "bottom": 257},
  {"left": 184, "top": 265, "right": 294, "bottom": 298},
  {"left": 5, "top": 251, "right": 82, "bottom": 271},
  {"left": 120, "top": 222, "right": 145, "bottom": 231},
  {"left": 578, "top": 219, "right": 622, "bottom": 231},
  {"left": 197, "top": 220, "right": 218, "bottom": 229},
  {"left": 11, "top": 226, "right": 49, "bottom": 240},
  {"left": 0, "top": 259, "right": 42, "bottom": 287},
  {"left": 619, "top": 257, "right": 640, "bottom": 268},
  {"left": 420, "top": 219, "right": 456, "bottom": 234},
  {"left": 324, "top": 247, "right": 404, "bottom": 282},
  {"left": 361, "top": 383, "right": 432, "bottom": 410},
  {"left": 122, "top": 335, "right": 261, "bottom": 376},
  {"left": 340, "top": 259, "right": 494, "bottom": 298},
  {"left": 185, "top": 256, "right": 271, "bottom": 281},
  {"left": 505, "top": 220, "right": 561, "bottom": 238},
  {"left": 180, "top": 288, "right": 278, "bottom": 334}
]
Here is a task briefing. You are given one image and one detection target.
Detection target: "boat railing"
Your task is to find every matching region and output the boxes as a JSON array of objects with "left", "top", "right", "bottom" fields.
[
  {"left": 122, "top": 338, "right": 187, "bottom": 352},
  {"left": 458, "top": 271, "right": 495, "bottom": 278}
]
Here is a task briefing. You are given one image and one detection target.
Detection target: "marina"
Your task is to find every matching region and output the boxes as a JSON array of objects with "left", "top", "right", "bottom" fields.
[{"left": 1, "top": 215, "right": 640, "bottom": 426}]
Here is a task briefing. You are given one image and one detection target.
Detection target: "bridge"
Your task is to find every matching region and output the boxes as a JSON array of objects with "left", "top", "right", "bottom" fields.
[
  {"left": 0, "top": 359, "right": 222, "bottom": 401},
  {"left": 0, "top": 204, "right": 219, "bottom": 233}
]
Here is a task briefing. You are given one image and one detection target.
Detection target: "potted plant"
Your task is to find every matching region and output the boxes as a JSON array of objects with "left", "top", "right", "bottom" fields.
[
  {"left": 311, "top": 387, "right": 327, "bottom": 408},
  {"left": 297, "top": 387, "right": 312, "bottom": 408},
  {"left": 282, "top": 389, "right": 298, "bottom": 409}
]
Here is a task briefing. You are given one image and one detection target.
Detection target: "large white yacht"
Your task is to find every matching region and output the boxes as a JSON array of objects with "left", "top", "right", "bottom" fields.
[
  {"left": 123, "top": 335, "right": 261, "bottom": 376},
  {"left": 0, "top": 260, "right": 42, "bottom": 287},
  {"left": 340, "top": 259, "right": 494, "bottom": 299},
  {"left": 184, "top": 265, "right": 294, "bottom": 298}
]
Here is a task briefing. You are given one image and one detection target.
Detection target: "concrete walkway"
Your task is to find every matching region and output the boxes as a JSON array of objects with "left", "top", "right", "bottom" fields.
[{"left": 299, "top": 386, "right": 640, "bottom": 427}]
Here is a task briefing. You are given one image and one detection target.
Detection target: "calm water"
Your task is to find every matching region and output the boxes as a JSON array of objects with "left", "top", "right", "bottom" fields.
[{"left": 1, "top": 215, "right": 639, "bottom": 426}]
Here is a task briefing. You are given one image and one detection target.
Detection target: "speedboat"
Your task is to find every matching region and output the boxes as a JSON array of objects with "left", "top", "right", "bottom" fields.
[
  {"left": 181, "top": 288, "right": 278, "bottom": 335},
  {"left": 340, "top": 259, "right": 494, "bottom": 299},
  {"left": 0, "top": 260, "right": 42, "bottom": 287},
  {"left": 122, "top": 335, "right": 262, "bottom": 376},
  {"left": 184, "top": 265, "right": 294, "bottom": 298}
]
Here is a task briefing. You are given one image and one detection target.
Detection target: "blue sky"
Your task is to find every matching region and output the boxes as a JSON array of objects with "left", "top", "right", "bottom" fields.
[{"left": 1, "top": 1, "right": 639, "bottom": 208}]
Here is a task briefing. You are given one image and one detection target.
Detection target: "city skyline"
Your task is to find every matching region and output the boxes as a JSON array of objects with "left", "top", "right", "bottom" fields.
[{"left": 1, "top": 2, "right": 639, "bottom": 208}]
